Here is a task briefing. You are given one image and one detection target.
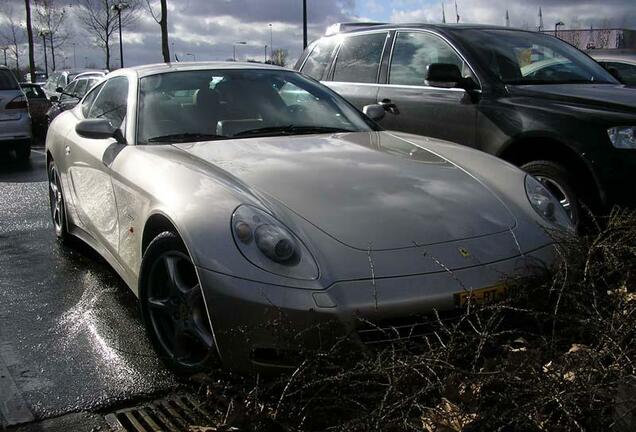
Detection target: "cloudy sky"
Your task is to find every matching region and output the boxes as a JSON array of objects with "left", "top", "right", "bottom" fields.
[{"left": 1, "top": 0, "right": 635, "bottom": 72}]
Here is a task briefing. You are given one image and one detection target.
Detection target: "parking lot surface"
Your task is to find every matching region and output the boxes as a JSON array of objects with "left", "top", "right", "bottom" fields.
[{"left": 0, "top": 150, "right": 181, "bottom": 425}]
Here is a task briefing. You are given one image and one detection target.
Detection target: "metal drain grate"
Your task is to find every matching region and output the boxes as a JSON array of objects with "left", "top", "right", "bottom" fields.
[{"left": 105, "top": 394, "right": 216, "bottom": 432}]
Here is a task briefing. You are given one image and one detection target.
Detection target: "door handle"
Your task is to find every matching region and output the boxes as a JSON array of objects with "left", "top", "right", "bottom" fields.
[
  {"left": 378, "top": 99, "right": 399, "bottom": 115},
  {"left": 65, "top": 145, "right": 71, "bottom": 156}
]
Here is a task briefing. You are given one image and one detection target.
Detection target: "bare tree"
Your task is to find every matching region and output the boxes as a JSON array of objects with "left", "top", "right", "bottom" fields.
[
  {"left": 145, "top": 0, "right": 169, "bottom": 62},
  {"left": 34, "top": 0, "right": 69, "bottom": 71},
  {"left": 272, "top": 48, "right": 287, "bottom": 67},
  {"left": 74, "top": 0, "right": 139, "bottom": 70},
  {"left": 0, "top": 6, "right": 25, "bottom": 75},
  {"left": 25, "top": 0, "right": 36, "bottom": 81}
]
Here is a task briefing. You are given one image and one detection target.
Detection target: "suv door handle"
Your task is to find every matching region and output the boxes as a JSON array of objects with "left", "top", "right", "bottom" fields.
[{"left": 378, "top": 99, "right": 399, "bottom": 115}]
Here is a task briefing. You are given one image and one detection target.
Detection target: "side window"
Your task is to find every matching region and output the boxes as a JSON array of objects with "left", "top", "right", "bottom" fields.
[
  {"left": 301, "top": 38, "right": 337, "bottom": 80},
  {"left": 81, "top": 82, "right": 105, "bottom": 118},
  {"left": 88, "top": 77, "right": 129, "bottom": 127},
  {"left": 74, "top": 80, "right": 90, "bottom": 98},
  {"left": 60, "top": 81, "right": 77, "bottom": 102},
  {"left": 605, "top": 62, "right": 636, "bottom": 85},
  {"left": 56, "top": 74, "right": 67, "bottom": 89},
  {"left": 332, "top": 32, "right": 388, "bottom": 83},
  {"left": 389, "top": 32, "right": 470, "bottom": 86}
]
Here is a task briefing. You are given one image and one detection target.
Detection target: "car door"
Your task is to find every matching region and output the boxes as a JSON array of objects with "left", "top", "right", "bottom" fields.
[
  {"left": 377, "top": 30, "right": 478, "bottom": 146},
  {"left": 65, "top": 76, "right": 130, "bottom": 255},
  {"left": 324, "top": 31, "right": 390, "bottom": 110}
]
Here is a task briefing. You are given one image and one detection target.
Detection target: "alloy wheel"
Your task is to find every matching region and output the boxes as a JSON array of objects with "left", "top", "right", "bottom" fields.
[
  {"left": 48, "top": 164, "right": 64, "bottom": 235},
  {"left": 146, "top": 250, "right": 216, "bottom": 368}
]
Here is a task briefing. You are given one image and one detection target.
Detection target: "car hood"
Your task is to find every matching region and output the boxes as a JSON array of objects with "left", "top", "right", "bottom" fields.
[
  {"left": 509, "top": 83, "right": 636, "bottom": 113},
  {"left": 176, "top": 131, "right": 516, "bottom": 250}
]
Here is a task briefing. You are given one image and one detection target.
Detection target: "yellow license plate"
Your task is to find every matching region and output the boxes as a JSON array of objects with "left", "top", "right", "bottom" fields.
[{"left": 455, "top": 284, "right": 508, "bottom": 307}]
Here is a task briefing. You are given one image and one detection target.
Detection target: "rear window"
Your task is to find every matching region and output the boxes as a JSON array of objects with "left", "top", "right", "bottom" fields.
[{"left": 0, "top": 69, "right": 19, "bottom": 90}]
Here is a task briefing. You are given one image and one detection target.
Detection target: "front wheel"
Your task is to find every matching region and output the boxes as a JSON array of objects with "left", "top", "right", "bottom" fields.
[
  {"left": 521, "top": 160, "right": 581, "bottom": 228},
  {"left": 139, "top": 231, "right": 219, "bottom": 374},
  {"left": 48, "top": 161, "right": 69, "bottom": 241}
]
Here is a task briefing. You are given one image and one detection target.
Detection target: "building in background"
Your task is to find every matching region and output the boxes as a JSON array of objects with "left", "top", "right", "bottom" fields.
[{"left": 544, "top": 28, "right": 636, "bottom": 50}]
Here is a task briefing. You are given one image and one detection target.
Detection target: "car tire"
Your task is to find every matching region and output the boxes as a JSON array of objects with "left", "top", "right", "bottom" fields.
[
  {"left": 521, "top": 160, "right": 581, "bottom": 228},
  {"left": 15, "top": 143, "right": 31, "bottom": 161},
  {"left": 139, "top": 231, "right": 220, "bottom": 375},
  {"left": 47, "top": 160, "right": 70, "bottom": 242}
]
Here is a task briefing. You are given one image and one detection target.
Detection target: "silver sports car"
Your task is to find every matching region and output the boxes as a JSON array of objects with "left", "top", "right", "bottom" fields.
[{"left": 46, "top": 62, "right": 570, "bottom": 373}]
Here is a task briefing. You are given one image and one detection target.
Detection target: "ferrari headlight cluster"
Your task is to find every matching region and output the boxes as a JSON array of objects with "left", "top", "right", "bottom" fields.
[
  {"left": 231, "top": 205, "right": 318, "bottom": 280},
  {"left": 608, "top": 126, "right": 636, "bottom": 149},
  {"left": 524, "top": 175, "right": 573, "bottom": 230}
]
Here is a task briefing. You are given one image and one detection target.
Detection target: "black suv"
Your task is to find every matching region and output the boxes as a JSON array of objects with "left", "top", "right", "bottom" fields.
[{"left": 295, "top": 24, "right": 636, "bottom": 225}]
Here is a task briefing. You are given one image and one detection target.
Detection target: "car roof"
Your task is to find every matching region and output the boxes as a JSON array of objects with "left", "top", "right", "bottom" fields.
[
  {"left": 333, "top": 22, "right": 532, "bottom": 35},
  {"left": 126, "top": 61, "right": 289, "bottom": 78},
  {"left": 589, "top": 52, "right": 636, "bottom": 63}
]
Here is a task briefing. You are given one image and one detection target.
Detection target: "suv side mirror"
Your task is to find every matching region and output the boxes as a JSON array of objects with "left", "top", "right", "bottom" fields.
[
  {"left": 49, "top": 95, "right": 59, "bottom": 102},
  {"left": 55, "top": 86, "right": 64, "bottom": 93},
  {"left": 426, "top": 63, "right": 463, "bottom": 88},
  {"left": 362, "top": 104, "right": 386, "bottom": 122},
  {"left": 75, "top": 119, "right": 126, "bottom": 143}
]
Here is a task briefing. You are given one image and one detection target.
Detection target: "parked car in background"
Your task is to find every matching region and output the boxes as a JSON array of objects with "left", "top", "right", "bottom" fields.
[
  {"left": 589, "top": 50, "right": 636, "bottom": 87},
  {"left": 20, "top": 82, "right": 51, "bottom": 138},
  {"left": 46, "top": 75, "right": 101, "bottom": 124},
  {"left": 46, "top": 62, "right": 567, "bottom": 373},
  {"left": 43, "top": 69, "right": 106, "bottom": 99},
  {"left": 71, "top": 70, "right": 107, "bottom": 82},
  {"left": 1, "top": 65, "right": 31, "bottom": 160},
  {"left": 296, "top": 24, "right": 636, "bottom": 227},
  {"left": 24, "top": 71, "right": 48, "bottom": 86}
]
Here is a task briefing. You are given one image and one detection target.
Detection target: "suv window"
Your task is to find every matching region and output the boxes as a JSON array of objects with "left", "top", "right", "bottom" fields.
[
  {"left": 88, "top": 76, "right": 129, "bottom": 127},
  {"left": 45, "top": 72, "right": 60, "bottom": 91},
  {"left": 0, "top": 69, "right": 18, "bottom": 90},
  {"left": 301, "top": 38, "right": 337, "bottom": 80},
  {"left": 332, "top": 32, "right": 387, "bottom": 84},
  {"left": 389, "top": 32, "right": 471, "bottom": 86}
]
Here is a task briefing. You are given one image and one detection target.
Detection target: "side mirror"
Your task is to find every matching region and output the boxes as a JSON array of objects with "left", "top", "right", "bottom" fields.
[
  {"left": 362, "top": 104, "right": 386, "bottom": 122},
  {"left": 426, "top": 63, "right": 463, "bottom": 88},
  {"left": 605, "top": 66, "right": 624, "bottom": 84},
  {"left": 56, "top": 86, "right": 64, "bottom": 93},
  {"left": 75, "top": 119, "right": 125, "bottom": 143},
  {"left": 49, "top": 95, "right": 59, "bottom": 102}
]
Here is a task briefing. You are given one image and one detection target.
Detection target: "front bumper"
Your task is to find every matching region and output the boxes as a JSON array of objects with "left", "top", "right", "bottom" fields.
[
  {"left": 593, "top": 149, "right": 636, "bottom": 209},
  {"left": 198, "top": 244, "right": 556, "bottom": 372}
]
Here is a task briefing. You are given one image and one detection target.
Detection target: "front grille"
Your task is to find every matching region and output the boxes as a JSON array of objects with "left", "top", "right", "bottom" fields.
[
  {"left": 104, "top": 394, "right": 216, "bottom": 432},
  {"left": 356, "top": 310, "right": 462, "bottom": 345}
]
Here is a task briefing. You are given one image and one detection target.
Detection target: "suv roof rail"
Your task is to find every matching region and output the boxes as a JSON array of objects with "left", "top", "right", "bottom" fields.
[{"left": 325, "top": 22, "right": 387, "bottom": 36}]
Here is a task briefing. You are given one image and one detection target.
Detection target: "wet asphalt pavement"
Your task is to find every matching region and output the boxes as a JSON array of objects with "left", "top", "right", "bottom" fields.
[{"left": 0, "top": 150, "right": 182, "bottom": 424}]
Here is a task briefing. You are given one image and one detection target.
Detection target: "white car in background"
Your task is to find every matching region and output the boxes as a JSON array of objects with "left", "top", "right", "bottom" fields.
[{"left": 0, "top": 65, "right": 31, "bottom": 161}]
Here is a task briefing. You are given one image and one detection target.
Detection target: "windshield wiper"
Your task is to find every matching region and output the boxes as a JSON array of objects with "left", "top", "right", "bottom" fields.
[
  {"left": 147, "top": 133, "right": 227, "bottom": 143},
  {"left": 234, "top": 125, "right": 355, "bottom": 138}
]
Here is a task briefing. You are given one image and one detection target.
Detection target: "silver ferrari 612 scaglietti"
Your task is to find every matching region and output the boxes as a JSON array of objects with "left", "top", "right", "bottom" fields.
[{"left": 45, "top": 62, "right": 571, "bottom": 374}]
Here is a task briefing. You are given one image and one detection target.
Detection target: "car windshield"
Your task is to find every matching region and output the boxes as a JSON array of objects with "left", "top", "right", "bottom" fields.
[
  {"left": 137, "top": 69, "right": 376, "bottom": 144},
  {"left": 455, "top": 29, "right": 618, "bottom": 85}
]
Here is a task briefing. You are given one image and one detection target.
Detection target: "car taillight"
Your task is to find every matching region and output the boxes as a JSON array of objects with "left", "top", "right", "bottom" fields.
[{"left": 6, "top": 95, "right": 28, "bottom": 110}]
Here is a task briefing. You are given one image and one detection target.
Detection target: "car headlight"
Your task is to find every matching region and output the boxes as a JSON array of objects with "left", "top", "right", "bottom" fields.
[
  {"left": 608, "top": 126, "right": 636, "bottom": 149},
  {"left": 231, "top": 205, "right": 319, "bottom": 280},
  {"left": 524, "top": 175, "right": 573, "bottom": 230}
]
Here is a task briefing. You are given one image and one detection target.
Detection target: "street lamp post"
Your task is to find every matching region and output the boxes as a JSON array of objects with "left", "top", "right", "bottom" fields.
[
  {"left": 111, "top": 2, "right": 129, "bottom": 68},
  {"left": 72, "top": 42, "right": 77, "bottom": 69},
  {"left": 554, "top": 21, "right": 564, "bottom": 37},
  {"left": 38, "top": 30, "right": 51, "bottom": 78},
  {"left": 233, "top": 41, "right": 247, "bottom": 61},
  {"left": 269, "top": 23, "right": 273, "bottom": 63},
  {"left": 264, "top": 45, "right": 268, "bottom": 63},
  {"left": 302, "top": 0, "right": 308, "bottom": 49}
]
